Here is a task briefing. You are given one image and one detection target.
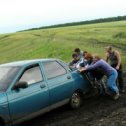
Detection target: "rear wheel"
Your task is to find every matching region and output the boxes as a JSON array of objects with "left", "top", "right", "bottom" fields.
[{"left": 70, "top": 91, "right": 82, "bottom": 109}]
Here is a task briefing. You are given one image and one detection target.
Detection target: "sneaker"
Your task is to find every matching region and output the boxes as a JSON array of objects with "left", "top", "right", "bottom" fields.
[{"left": 113, "top": 92, "right": 120, "bottom": 100}]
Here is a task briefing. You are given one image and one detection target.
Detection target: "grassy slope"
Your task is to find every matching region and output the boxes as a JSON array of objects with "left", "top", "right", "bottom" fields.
[{"left": 0, "top": 21, "right": 126, "bottom": 69}]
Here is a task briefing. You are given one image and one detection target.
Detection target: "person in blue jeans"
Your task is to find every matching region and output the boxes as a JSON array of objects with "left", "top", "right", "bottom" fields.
[{"left": 79, "top": 55, "right": 119, "bottom": 100}]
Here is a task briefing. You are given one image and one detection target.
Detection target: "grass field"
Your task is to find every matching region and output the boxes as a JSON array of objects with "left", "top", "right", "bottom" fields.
[{"left": 0, "top": 21, "right": 126, "bottom": 69}]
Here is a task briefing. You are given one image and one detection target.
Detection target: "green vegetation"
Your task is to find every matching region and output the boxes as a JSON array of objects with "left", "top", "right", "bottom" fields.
[
  {"left": 0, "top": 20, "right": 126, "bottom": 70},
  {"left": 23, "top": 15, "right": 126, "bottom": 31}
]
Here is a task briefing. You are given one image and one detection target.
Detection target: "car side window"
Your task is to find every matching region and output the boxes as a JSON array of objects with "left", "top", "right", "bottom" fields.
[
  {"left": 19, "top": 65, "right": 43, "bottom": 85},
  {"left": 43, "top": 61, "right": 67, "bottom": 79}
]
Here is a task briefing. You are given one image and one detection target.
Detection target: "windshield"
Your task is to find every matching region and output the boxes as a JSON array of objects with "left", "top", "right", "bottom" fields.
[{"left": 0, "top": 66, "right": 21, "bottom": 92}]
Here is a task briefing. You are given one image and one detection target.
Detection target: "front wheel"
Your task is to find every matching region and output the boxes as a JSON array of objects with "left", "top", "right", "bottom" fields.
[{"left": 70, "top": 91, "right": 82, "bottom": 109}]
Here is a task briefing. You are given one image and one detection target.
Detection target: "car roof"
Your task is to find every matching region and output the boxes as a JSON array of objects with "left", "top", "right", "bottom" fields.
[{"left": 0, "top": 59, "right": 58, "bottom": 67}]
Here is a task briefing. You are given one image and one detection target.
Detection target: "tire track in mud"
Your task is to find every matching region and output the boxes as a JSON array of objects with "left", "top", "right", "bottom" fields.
[{"left": 20, "top": 94, "right": 126, "bottom": 126}]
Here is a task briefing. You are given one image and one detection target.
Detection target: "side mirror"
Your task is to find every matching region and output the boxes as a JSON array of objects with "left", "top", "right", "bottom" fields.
[{"left": 12, "top": 81, "right": 28, "bottom": 90}]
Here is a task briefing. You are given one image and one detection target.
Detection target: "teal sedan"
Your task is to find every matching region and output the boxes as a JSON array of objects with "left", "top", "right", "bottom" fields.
[{"left": 0, "top": 59, "right": 90, "bottom": 126}]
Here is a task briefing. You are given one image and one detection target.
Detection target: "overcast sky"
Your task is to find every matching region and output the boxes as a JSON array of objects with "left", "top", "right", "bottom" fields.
[{"left": 0, "top": 0, "right": 126, "bottom": 34}]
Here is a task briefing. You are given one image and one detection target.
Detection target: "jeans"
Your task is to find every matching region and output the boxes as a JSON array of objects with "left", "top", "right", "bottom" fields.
[{"left": 107, "top": 70, "right": 119, "bottom": 93}]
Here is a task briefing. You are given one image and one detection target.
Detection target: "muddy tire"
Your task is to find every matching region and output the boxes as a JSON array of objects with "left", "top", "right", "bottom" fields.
[{"left": 70, "top": 91, "right": 82, "bottom": 109}]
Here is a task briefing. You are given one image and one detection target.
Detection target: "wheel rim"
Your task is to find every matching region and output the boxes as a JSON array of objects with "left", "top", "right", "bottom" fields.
[{"left": 71, "top": 92, "right": 81, "bottom": 108}]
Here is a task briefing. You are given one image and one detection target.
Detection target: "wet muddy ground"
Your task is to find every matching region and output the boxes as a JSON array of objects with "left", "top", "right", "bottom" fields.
[{"left": 20, "top": 74, "right": 126, "bottom": 126}]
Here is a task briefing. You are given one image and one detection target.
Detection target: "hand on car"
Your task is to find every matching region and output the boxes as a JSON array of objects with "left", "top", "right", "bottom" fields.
[{"left": 79, "top": 67, "right": 86, "bottom": 73}]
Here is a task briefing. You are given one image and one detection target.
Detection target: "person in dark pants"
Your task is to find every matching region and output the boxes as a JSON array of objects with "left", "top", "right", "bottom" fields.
[{"left": 105, "top": 46, "right": 125, "bottom": 93}]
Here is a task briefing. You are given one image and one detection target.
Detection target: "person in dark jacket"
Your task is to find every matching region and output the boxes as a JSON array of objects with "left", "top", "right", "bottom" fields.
[
  {"left": 69, "top": 53, "right": 82, "bottom": 69},
  {"left": 74, "top": 48, "right": 83, "bottom": 59}
]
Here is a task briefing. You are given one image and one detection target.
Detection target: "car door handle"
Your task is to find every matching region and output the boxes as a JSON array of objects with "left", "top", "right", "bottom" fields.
[
  {"left": 67, "top": 76, "right": 71, "bottom": 79},
  {"left": 40, "top": 84, "right": 46, "bottom": 88}
]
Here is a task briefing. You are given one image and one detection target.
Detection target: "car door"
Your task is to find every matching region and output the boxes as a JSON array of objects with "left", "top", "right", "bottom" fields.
[
  {"left": 42, "top": 60, "right": 74, "bottom": 106},
  {"left": 6, "top": 63, "right": 50, "bottom": 124}
]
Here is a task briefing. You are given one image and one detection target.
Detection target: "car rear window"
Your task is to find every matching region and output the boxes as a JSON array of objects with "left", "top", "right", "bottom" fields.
[{"left": 43, "top": 61, "right": 67, "bottom": 79}]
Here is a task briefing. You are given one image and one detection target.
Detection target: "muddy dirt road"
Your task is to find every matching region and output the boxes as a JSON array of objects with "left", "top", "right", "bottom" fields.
[{"left": 20, "top": 76, "right": 126, "bottom": 126}]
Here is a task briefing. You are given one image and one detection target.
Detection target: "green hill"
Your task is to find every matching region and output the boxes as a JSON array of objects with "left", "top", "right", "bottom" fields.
[{"left": 0, "top": 21, "right": 126, "bottom": 69}]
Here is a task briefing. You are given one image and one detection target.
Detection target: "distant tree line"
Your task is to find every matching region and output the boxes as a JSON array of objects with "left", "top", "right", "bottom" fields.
[{"left": 21, "top": 15, "right": 126, "bottom": 32}]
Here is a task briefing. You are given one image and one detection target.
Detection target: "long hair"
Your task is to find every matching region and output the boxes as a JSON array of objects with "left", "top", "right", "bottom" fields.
[{"left": 84, "top": 53, "right": 93, "bottom": 60}]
